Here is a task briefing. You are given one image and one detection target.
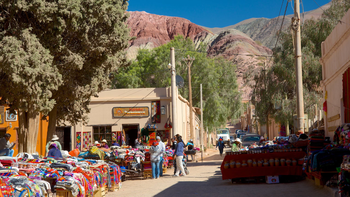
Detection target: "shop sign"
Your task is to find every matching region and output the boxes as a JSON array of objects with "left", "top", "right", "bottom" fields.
[
  {"left": 112, "top": 107, "right": 149, "bottom": 118},
  {"left": 328, "top": 114, "right": 340, "bottom": 122},
  {"left": 6, "top": 110, "right": 17, "bottom": 122},
  {"left": 0, "top": 106, "right": 4, "bottom": 124}
]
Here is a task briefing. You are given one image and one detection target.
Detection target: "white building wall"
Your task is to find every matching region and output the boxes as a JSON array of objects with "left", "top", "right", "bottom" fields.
[{"left": 321, "top": 9, "right": 350, "bottom": 140}]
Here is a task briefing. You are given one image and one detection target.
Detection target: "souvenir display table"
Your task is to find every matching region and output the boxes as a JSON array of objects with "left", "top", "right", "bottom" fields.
[
  {"left": 221, "top": 150, "right": 306, "bottom": 180},
  {"left": 303, "top": 126, "right": 350, "bottom": 187},
  {"left": 0, "top": 156, "right": 122, "bottom": 197}
]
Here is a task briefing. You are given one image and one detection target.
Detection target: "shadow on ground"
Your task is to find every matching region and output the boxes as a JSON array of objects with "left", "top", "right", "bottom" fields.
[{"left": 153, "top": 162, "right": 332, "bottom": 197}]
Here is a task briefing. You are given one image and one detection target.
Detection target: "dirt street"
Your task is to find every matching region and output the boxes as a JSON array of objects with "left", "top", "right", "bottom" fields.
[{"left": 108, "top": 149, "right": 333, "bottom": 197}]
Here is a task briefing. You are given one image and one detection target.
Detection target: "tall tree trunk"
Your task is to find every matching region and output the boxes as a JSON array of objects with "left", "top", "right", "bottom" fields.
[
  {"left": 46, "top": 105, "right": 57, "bottom": 152},
  {"left": 27, "top": 109, "right": 39, "bottom": 153},
  {"left": 17, "top": 108, "right": 40, "bottom": 153},
  {"left": 18, "top": 109, "right": 28, "bottom": 153}
]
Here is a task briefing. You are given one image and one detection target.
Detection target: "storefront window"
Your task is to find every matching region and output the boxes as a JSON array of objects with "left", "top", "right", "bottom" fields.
[{"left": 93, "top": 126, "right": 112, "bottom": 146}]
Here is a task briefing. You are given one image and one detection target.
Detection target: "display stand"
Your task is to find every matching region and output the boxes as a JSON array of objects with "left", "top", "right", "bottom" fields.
[
  {"left": 221, "top": 151, "right": 306, "bottom": 180},
  {"left": 56, "top": 189, "right": 73, "bottom": 197},
  {"left": 305, "top": 170, "right": 338, "bottom": 186}
]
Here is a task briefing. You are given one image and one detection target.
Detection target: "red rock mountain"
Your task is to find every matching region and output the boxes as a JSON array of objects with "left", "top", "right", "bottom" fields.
[
  {"left": 126, "top": 11, "right": 212, "bottom": 59},
  {"left": 126, "top": 11, "right": 273, "bottom": 100}
]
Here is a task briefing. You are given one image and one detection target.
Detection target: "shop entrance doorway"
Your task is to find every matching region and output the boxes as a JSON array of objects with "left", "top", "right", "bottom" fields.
[
  {"left": 122, "top": 124, "right": 139, "bottom": 147},
  {"left": 56, "top": 127, "right": 71, "bottom": 151}
]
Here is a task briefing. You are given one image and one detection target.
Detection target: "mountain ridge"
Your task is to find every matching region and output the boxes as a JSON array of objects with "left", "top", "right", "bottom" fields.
[{"left": 204, "top": 2, "right": 330, "bottom": 48}]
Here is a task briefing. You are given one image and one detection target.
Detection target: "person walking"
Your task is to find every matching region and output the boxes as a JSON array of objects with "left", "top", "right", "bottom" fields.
[
  {"left": 174, "top": 136, "right": 186, "bottom": 177},
  {"left": 156, "top": 136, "right": 165, "bottom": 177},
  {"left": 216, "top": 137, "right": 225, "bottom": 156},
  {"left": 171, "top": 137, "right": 177, "bottom": 150},
  {"left": 46, "top": 135, "right": 62, "bottom": 154},
  {"left": 0, "top": 133, "right": 15, "bottom": 156},
  {"left": 149, "top": 141, "right": 161, "bottom": 179},
  {"left": 171, "top": 136, "right": 178, "bottom": 175}
]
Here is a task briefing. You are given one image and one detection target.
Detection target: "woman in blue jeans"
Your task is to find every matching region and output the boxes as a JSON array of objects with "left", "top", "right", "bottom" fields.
[{"left": 149, "top": 141, "right": 161, "bottom": 179}]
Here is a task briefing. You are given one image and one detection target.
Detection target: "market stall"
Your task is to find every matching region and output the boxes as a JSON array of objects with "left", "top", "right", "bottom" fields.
[
  {"left": 304, "top": 125, "right": 350, "bottom": 186},
  {"left": 0, "top": 154, "right": 123, "bottom": 197},
  {"left": 221, "top": 150, "right": 306, "bottom": 181}
]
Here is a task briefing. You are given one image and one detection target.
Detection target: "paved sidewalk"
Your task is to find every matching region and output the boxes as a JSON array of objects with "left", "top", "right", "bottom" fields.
[{"left": 108, "top": 148, "right": 333, "bottom": 197}]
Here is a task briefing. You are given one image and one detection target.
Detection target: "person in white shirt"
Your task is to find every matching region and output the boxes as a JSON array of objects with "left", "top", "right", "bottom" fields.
[
  {"left": 156, "top": 136, "right": 165, "bottom": 177},
  {"left": 0, "top": 133, "right": 15, "bottom": 156}
]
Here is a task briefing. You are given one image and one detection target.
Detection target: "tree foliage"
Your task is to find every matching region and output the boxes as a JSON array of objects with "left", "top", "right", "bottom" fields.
[
  {"left": 112, "top": 36, "right": 241, "bottom": 131},
  {"left": 249, "top": 0, "right": 350, "bottom": 131},
  {"left": 0, "top": 0, "right": 130, "bottom": 152}
]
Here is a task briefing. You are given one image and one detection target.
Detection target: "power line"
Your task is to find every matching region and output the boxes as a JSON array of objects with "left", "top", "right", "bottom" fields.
[
  {"left": 268, "top": 0, "right": 290, "bottom": 64},
  {"left": 311, "top": 0, "right": 349, "bottom": 25},
  {"left": 271, "top": 0, "right": 286, "bottom": 42},
  {"left": 273, "top": 0, "right": 289, "bottom": 51}
]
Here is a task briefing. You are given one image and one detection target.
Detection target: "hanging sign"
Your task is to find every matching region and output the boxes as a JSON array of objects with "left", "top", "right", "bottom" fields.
[
  {"left": 112, "top": 107, "right": 149, "bottom": 118},
  {"left": 6, "top": 110, "right": 17, "bottom": 122}
]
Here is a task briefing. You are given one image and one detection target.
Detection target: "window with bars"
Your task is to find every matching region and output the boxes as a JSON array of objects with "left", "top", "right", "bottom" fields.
[{"left": 93, "top": 126, "right": 112, "bottom": 146}]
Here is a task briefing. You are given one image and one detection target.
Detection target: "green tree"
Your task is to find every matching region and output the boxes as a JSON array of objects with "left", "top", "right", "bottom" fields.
[
  {"left": 0, "top": 0, "right": 130, "bottom": 152},
  {"left": 249, "top": 0, "right": 350, "bottom": 132},
  {"left": 0, "top": 30, "right": 62, "bottom": 153},
  {"left": 112, "top": 36, "right": 241, "bottom": 131}
]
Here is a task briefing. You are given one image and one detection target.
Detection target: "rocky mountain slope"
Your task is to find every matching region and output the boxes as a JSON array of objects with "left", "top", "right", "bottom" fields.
[
  {"left": 205, "top": 3, "right": 330, "bottom": 49},
  {"left": 126, "top": 11, "right": 212, "bottom": 59},
  {"left": 207, "top": 29, "right": 272, "bottom": 100},
  {"left": 126, "top": 11, "right": 272, "bottom": 100}
]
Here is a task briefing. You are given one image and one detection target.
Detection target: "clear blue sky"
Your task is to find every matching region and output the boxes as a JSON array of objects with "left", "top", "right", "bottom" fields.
[{"left": 128, "top": 0, "right": 331, "bottom": 28}]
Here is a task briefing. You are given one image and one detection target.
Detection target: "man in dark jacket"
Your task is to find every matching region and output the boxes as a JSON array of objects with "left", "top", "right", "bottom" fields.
[{"left": 216, "top": 137, "right": 225, "bottom": 156}]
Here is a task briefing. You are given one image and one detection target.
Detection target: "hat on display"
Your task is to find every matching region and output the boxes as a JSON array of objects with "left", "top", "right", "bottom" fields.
[
  {"left": 343, "top": 124, "right": 350, "bottom": 131},
  {"left": 94, "top": 141, "right": 100, "bottom": 145},
  {"left": 102, "top": 139, "right": 107, "bottom": 143},
  {"left": 234, "top": 138, "right": 242, "bottom": 143},
  {"left": 52, "top": 135, "right": 59, "bottom": 141}
]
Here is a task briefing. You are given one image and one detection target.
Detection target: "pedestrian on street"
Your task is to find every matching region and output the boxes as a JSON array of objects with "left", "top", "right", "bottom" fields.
[
  {"left": 216, "top": 137, "right": 225, "bottom": 156},
  {"left": 149, "top": 141, "right": 161, "bottom": 179},
  {"left": 171, "top": 136, "right": 178, "bottom": 175},
  {"left": 0, "top": 133, "right": 15, "bottom": 157},
  {"left": 174, "top": 136, "right": 186, "bottom": 177},
  {"left": 156, "top": 136, "right": 165, "bottom": 177},
  {"left": 171, "top": 137, "right": 177, "bottom": 150}
]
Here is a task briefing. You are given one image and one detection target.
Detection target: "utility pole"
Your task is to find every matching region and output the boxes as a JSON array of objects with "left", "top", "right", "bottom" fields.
[
  {"left": 183, "top": 55, "right": 195, "bottom": 140},
  {"left": 293, "top": 0, "right": 305, "bottom": 133},
  {"left": 200, "top": 84, "right": 204, "bottom": 162},
  {"left": 170, "top": 48, "right": 177, "bottom": 137}
]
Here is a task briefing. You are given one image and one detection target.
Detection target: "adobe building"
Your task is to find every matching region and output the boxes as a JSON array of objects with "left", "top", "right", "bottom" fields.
[
  {"left": 69, "top": 88, "right": 201, "bottom": 151},
  {"left": 320, "top": 9, "right": 350, "bottom": 140}
]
